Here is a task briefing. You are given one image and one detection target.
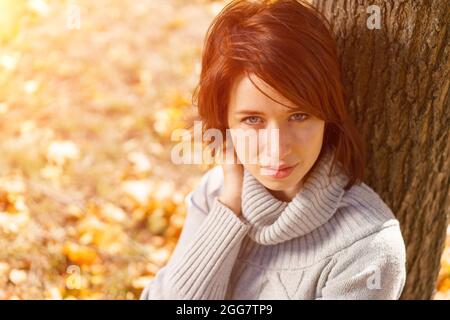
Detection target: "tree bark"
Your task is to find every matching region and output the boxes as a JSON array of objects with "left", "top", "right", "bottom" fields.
[{"left": 313, "top": 0, "right": 450, "bottom": 299}]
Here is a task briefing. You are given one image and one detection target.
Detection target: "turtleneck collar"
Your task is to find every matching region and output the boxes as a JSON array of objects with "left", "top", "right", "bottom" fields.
[{"left": 241, "top": 147, "right": 350, "bottom": 245}]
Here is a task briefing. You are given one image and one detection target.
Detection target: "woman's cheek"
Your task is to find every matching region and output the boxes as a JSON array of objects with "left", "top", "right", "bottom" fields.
[{"left": 295, "top": 120, "right": 325, "bottom": 147}]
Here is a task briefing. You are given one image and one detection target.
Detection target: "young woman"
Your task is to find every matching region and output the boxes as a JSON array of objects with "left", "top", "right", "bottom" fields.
[{"left": 141, "top": 0, "right": 406, "bottom": 300}]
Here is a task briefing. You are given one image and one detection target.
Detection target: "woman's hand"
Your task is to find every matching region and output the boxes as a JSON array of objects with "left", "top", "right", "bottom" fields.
[{"left": 218, "top": 140, "right": 244, "bottom": 216}]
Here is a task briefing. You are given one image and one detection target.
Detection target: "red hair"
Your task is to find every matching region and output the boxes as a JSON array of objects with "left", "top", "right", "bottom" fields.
[{"left": 191, "top": 0, "right": 366, "bottom": 190}]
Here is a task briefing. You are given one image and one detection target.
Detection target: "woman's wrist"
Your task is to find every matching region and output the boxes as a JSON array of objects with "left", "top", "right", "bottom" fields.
[{"left": 218, "top": 192, "right": 242, "bottom": 216}]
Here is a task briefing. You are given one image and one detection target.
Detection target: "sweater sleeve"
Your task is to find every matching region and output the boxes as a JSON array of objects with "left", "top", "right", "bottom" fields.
[
  {"left": 140, "top": 168, "right": 250, "bottom": 300},
  {"left": 320, "top": 223, "right": 407, "bottom": 300}
]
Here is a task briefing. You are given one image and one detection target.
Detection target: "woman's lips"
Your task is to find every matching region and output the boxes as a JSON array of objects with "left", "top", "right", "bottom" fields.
[{"left": 260, "top": 163, "right": 299, "bottom": 179}]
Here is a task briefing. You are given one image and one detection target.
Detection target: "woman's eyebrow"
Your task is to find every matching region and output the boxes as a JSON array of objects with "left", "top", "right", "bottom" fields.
[
  {"left": 235, "top": 110, "right": 265, "bottom": 115},
  {"left": 235, "top": 107, "right": 306, "bottom": 115}
]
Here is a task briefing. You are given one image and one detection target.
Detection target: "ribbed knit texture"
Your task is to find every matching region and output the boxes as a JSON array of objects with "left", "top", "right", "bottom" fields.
[{"left": 140, "top": 148, "right": 407, "bottom": 300}]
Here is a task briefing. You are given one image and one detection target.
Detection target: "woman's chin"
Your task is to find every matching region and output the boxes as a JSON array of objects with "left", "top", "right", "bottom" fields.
[{"left": 255, "top": 173, "right": 302, "bottom": 192}]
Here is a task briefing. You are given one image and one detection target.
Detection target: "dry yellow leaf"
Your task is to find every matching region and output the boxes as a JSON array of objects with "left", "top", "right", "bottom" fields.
[
  {"left": 62, "top": 242, "right": 98, "bottom": 266},
  {"left": 132, "top": 275, "right": 154, "bottom": 289},
  {"left": 147, "top": 208, "right": 168, "bottom": 236},
  {"left": 9, "top": 268, "right": 27, "bottom": 285},
  {"left": 46, "top": 140, "right": 80, "bottom": 166},
  {"left": 121, "top": 179, "right": 154, "bottom": 206}
]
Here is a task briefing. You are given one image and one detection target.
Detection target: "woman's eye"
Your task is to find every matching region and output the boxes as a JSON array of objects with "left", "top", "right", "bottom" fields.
[
  {"left": 242, "top": 116, "right": 263, "bottom": 125},
  {"left": 289, "top": 113, "right": 309, "bottom": 121}
]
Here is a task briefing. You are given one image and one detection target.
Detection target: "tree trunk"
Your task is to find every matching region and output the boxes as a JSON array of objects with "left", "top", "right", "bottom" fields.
[{"left": 313, "top": 0, "right": 450, "bottom": 299}]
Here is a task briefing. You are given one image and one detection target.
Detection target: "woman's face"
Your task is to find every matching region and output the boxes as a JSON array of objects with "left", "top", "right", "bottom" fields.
[{"left": 227, "top": 73, "right": 325, "bottom": 201}]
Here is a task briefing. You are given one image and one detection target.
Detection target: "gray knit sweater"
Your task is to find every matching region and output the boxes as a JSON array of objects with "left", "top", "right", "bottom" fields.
[{"left": 140, "top": 148, "right": 407, "bottom": 300}]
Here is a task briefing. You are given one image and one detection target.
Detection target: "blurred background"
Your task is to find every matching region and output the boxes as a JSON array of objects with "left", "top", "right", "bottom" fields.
[{"left": 0, "top": 0, "right": 448, "bottom": 299}]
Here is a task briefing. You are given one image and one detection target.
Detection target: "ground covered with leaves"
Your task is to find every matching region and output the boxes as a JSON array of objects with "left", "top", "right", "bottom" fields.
[{"left": 0, "top": 0, "right": 225, "bottom": 299}]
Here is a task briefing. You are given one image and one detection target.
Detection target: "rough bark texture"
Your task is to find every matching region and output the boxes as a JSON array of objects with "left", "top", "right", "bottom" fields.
[{"left": 313, "top": 0, "right": 450, "bottom": 299}]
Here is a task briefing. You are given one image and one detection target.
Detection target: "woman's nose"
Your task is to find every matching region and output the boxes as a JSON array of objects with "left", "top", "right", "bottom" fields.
[{"left": 259, "top": 123, "right": 292, "bottom": 164}]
